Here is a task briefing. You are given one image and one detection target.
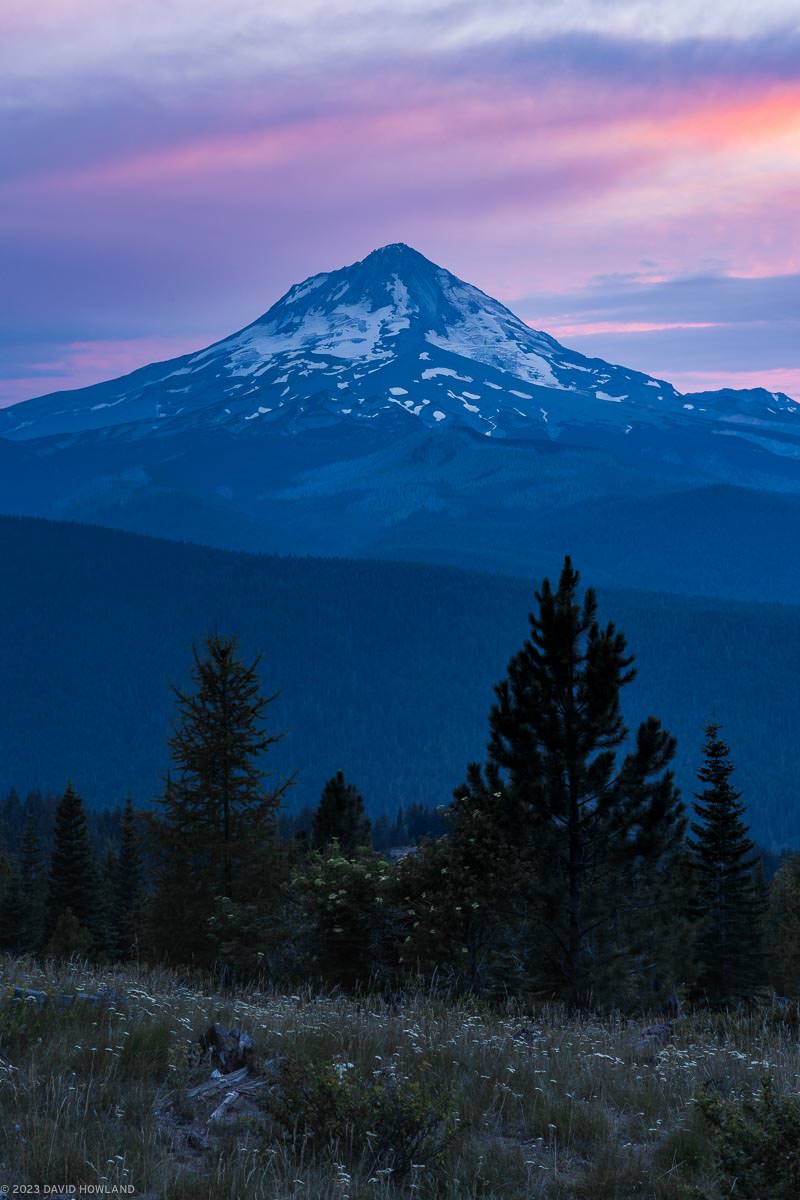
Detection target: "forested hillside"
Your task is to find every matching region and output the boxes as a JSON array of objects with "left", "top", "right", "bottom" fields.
[{"left": 0, "top": 515, "right": 797, "bottom": 846}]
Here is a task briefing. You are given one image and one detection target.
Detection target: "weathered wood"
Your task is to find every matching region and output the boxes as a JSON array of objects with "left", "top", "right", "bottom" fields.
[{"left": 186, "top": 1065, "right": 250, "bottom": 1099}]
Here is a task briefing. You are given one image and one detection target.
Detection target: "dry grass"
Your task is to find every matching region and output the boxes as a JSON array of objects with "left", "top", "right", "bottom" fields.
[{"left": 0, "top": 955, "right": 798, "bottom": 1198}]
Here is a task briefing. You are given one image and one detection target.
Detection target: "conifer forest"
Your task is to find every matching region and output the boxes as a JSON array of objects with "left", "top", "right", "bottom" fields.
[{"left": 2, "top": 555, "right": 800, "bottom": 1197}]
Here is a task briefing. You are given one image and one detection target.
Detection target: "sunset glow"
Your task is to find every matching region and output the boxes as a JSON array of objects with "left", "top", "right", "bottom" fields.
[{"left": 1, "top": 0, "right": 798, "bottom": 404}]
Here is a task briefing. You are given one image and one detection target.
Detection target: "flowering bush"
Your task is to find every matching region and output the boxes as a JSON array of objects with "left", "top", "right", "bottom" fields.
[{"left": 292, "top": 846, "right": 391, "bottom": 987}]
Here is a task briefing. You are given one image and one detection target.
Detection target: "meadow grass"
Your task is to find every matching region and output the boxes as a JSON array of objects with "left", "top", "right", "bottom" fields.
[{"left": 0, "top": 955, "right": 798, "bottom": 1198}]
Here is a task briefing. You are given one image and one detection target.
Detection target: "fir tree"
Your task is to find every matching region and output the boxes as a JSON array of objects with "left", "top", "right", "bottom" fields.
[
  {"left": 149, "top": 633, "right": 292, "bottom": 962},
  {"left": 767, "top": 854, "right": 800, "bottom": 997},
  {"left": 451, "top": 557, "right": 687, "bottom": 1007},
  {"left": 312, "top": 771, "right": 371, "bottom": 856},
  {"left": 13, "top": 806, "right": 45, "bottom": 952},
  {"left": 97, "top": 847, "right": 119, "bottom": 959},
  {"left": 690, "top": 723, "right": 764, "bottom": 1006},
  {"left": 111, "top": 797, "right": 144, "bottom": 960},
  {"left": 0, "top": 859, "right": 20, "bottom": 952},
  {"left": 0, "top": 809, "right": 19, "bottom": 953},
  {"left": 45, "top": 783, "right": 99, "bottom": 951}
]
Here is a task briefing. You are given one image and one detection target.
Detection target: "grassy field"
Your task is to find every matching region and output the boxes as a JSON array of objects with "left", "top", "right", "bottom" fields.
[{"left": 0, "top": 956, "right": 798, "bottom": 1198}]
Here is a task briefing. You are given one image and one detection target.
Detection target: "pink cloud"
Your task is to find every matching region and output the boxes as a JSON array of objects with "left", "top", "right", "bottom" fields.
[
  {"left": 666, "top": 367, "right": 800, "bottom": 398},
  {"left": 2, "top": 22, "right": 799, "bottom": 402},
  {"left": 0, "top": 335, "right": 220, "bottom": 409}
]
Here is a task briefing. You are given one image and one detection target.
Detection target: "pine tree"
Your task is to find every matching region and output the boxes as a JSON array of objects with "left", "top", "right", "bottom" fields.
[
  {"left": 97, "top": 847, "right": 119, "bottom": 959},
  {"left": 451, "top": 557, "right": 687, "bottom": 1007},
  {"left": 0, "top": 857, "right": 20, "bottom": 952},
  {"left": 312, "top": 771, "right": 371, "bottom": 856},
  {"left": 111, "top": 797, "right": 144, "bottom": 960},
  {"left": 690, "top": 723, "right": 764, "bottom": 1006},
  {"left": 767, "top": 854, "right": 800, "bottom": 997},
  {"left": 13, "top": 806, "right": 45, "bottom": 952},
  {"left": 0, "top": 806, "right": 44, "bottom": 955},
  {"left": 45, "top": 783, "right": 100, "bottom": 952},
  {"left": 148, "top": 633, "right": 292, "bottom": 962}
]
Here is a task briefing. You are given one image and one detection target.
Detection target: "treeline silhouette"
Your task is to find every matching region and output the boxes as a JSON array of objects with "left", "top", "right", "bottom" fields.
[{"left": 2, "top": 558, "right": 797, "bottom": 1012}]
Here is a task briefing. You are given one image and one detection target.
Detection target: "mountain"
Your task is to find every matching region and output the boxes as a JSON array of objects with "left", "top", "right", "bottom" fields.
[
  {"left": 2, "top": 515, "right": 799, "bottom": 848},
  {"left": 1, "top": 244, "right": 799, "bottom": 600},
  {"left": 3, "top": 243, "right": 798, "bottom": 446}
]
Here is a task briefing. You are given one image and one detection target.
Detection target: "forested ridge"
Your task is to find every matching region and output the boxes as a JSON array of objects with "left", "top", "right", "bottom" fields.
[
  {"left": 0, "top": 514, "right": 798, "bottom": 845},
  {"left": 3, "top": 546, "right": 800, "bottom": 1198}
]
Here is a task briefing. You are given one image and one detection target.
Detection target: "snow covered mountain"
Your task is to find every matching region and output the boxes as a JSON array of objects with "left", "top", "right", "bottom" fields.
[
  {"left": 2, "top": 243, "right": 798, "bottom": 455},
  {"left": 1, "top": 244, "right": 799, "bottom": 602}
]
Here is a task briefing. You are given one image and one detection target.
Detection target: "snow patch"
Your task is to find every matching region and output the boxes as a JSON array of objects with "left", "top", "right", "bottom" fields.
[
  {"left": 284, "top": 273, "right": 328, "bottom": 305},
  {"left": 421, "top": 366, "right": 472, "bottom": 381}
]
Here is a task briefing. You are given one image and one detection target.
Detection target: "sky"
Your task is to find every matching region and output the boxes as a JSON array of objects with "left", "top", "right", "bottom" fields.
[{"left": 1, "top": 0, "right": 799, "bottom": 407}]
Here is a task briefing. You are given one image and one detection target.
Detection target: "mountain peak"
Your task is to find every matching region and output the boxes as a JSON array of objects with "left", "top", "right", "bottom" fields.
[
  {"left": 366, "top": 242, "right": 425, "bottom": 259},
  {"left": 2, "top": 245, "right": 797, "bottom": 450}
]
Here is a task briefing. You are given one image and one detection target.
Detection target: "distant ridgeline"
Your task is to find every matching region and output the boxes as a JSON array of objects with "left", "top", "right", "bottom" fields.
[{"left": 0, "top": 515, "right": 798, "bottom": 848}]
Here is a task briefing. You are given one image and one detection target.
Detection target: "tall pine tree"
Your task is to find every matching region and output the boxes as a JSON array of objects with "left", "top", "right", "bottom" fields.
[
  {"left": 0, "top": 805, "right": 45, "bottom": 954},
  {"left": 111, "top": 797, "right": 144, "bottom": 960},
  {"left": 690, "top": 723, "right": 764, "bottom": 1006},
  {"left": 148, "top": 633, "right": 292, "bottom": 962},
  {"left": 450, "top": 557, "right": 687, "bottom": 1007},
  {"left": 45, "top": 783, "right": 100, "bottom": 953},
  {"left": 767, "top": 854, "right": 800, "bottom": 997},
  {"left": 312, "top": 771, "right": 371, "bottom": 855}
]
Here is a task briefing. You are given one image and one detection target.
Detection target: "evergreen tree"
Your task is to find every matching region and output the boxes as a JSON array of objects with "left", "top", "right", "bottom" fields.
[
  {"left": 111, "top": 797, "right": 144, "bottom": 960},
  {"left": 0, "top": 853, "right": 19, "bottom": 952},
  {"left": 97, "top": 847, "right": 119, "bottom": 959},
  {"left": 0, "top": 859, "right": 22, "bottom": 950},
  {"left": 45, "top": 783, "right": 99, "bottom": 951},
  {"left": 312, "top": 771, "right": 371, "bottom": 856},
  {"left": 149, "top": 633, "right": 292, "bottom": 962},
  {"left": 13, "top": 806, "right": 45, "bottom": 952},
  {"left": 767, "top": 854, "right": 800, "bottom": 997},
  {"left": 450, "top": 557, "right": 687, "bottom": 1007},
  {"left": 690, "top": 723, "right": 764, "bottom": 1006}
]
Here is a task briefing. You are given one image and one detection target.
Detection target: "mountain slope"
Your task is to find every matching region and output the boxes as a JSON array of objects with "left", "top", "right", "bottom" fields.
[
  {"left": 1, "top": 516, "right": 799, "bottom": 848},
  {"left": 2, "top": 243, "right": 798, "bottom": 449},
  {"left": 1, "top": 244, "right": 799, "bottom": 603}
]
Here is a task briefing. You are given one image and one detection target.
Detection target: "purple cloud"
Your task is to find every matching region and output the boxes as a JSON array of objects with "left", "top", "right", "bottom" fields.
[{"left": 1, "top": 5, "right": 799, "bottom": 404}]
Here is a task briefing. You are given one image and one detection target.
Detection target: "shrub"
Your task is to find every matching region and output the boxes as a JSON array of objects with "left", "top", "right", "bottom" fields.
[
  {"left": 263, "top": 1051, "right": 459, "bottom": 1183},
  {"left": 696, "top": 1075, "right": 800, "bottom": 1199}
]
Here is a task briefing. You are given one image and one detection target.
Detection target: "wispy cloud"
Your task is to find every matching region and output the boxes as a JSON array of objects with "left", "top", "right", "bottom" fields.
[{"left": 1, "top": 1, "right": 798, "bottom": 403}]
